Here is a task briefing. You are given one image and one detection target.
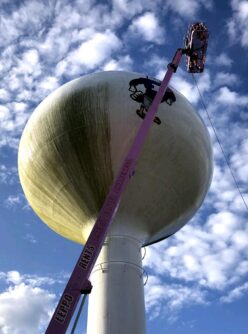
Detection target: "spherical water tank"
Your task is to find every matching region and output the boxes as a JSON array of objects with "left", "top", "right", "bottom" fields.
[
  {"left": 18, "top": 71, "right": 212, "bottom": 334},
  {"left": 18, "top": 71, "right": 212, "bottom": 246}
]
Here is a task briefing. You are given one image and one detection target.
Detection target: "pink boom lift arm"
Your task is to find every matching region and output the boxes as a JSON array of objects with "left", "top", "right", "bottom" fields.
[{"left": 46, "top": 48, "right": 183, "bottom": 334}]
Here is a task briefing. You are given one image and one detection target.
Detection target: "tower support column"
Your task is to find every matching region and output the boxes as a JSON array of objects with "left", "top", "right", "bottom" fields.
[{"left": 86, "top": 235, "right": 146, "bottom": 334}]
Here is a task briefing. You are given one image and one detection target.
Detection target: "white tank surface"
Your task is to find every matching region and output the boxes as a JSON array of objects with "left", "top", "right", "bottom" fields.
[{"left": 18, "top": 71, "right": 212, "bottom": 247}]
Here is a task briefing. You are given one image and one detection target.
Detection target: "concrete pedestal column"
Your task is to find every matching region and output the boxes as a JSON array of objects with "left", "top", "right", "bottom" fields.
[{"left": 86, "top": 235, "right": 146, "bottom": 334}]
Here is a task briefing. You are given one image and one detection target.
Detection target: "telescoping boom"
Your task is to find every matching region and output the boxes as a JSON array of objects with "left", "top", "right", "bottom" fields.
[{"left": 45, "top": 22, "right": 209, "bottom": 334}]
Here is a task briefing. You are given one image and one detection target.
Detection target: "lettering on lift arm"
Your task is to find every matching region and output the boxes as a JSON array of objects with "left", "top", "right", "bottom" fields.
[
  {"left": 54, "top": 293, "right": 73, "bottom": 324},
  {"left": 78, "top": 245, "right": 95, "bottom": 270}
]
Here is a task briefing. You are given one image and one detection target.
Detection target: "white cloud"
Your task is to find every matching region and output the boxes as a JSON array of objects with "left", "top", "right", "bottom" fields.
[
  {"left": 145, "top": 276, "right": 207, "bottom": 320},
  {"left": 7, "top": 50, "right": 42, "bottom": 92},
  {"left": 232, "top": 230, "right": 248, "bottom": 250},
  {"left": 221, "top": 282, "right": 248, "bottom": 303},
  {"left": 207, "top": 211, "right": 240, "bottom": 241},
  {"left": 230, "top": 137, "right": 248, "bottom": 177},
  {"left": 5, "top": 271, "right": 22, "bottom": 285},
  {"left": 0, "top": 89, "right": 10, "bottom": 101},
  {"left": 170, "top": 71, "right": 211, "bottom": 104},
  {"left": 0, "top": 102, "right": 29, "bottom": 134},
  {"left": 0, "top": 283, "right": 55, "bottom": 334},
  {"left": 4, "top": 195, "right": 22, "bottom": 209},
  {"left": 215, "top": 53, "right": 233, "bottom": 67},
  {"left": 0, "top": 137, "right": 19, "bottom": 150},
  {"left": 214, "top": 72, "right": 239, "bottom": 87},
  {"left": 112, "top": 0, "right": 144, "bottom": 18},
  {"left": 0, "top": 17, "right": 19, "bottom": 48},
  {"left": 22, "top": 49, "right": 40, "bottom": 70},
  {"left": 56, "top": 30, "right": 122, "bottom": 76},
  {"left": 3, "top": 194, "right": 34, "bottom": 211},
  {"left": 0, "top": 106, "right": 10, "bottom": 121},
  {"left": 129, "top": 12, "right": 165, "bottom": 44},
  {"left": 24, "top": 233, "right": 37, "bottom": 244},
  {"left": 143, "top": 201, "right": 248, "bottom": 319},
  {"left": 77, "top": 31, "right": 121, "bottom": 68},
  {"left": 0, "top": 0, "right": 166, "bottom": 151},
  {"left": 146, "top": 55, "right": 169, "bottom": 73},
  {"left": 0, "top": 165, "right": 18, "bottom": 184},
  {"left": 37, "top": 22, "right": 73, "bottom": 63},
  {"left": 0, "top": 271, "right": 65, "bottom": 287},
  {"left": 111, "top": 0, "right": 162, "bottom": 24},
  {"left": 227, "top": 19, "right": 236, "bottom": 41},
  {"left": 39, "top": 76, "right": 59, "bottom": 93},
  {"left": 0, "top": 271, "right": 69, "bottom": 333},
  {"left": 12, "top": 102, "right": 27, "bottom": 112},
  {"left": 208, "top": 159, "right": 248, "bottom": 214},
  {"left": 0, "top": 1, "right": 124, "bottom": 143},
  {"left": 55, "top": 59, "right": 68, "bottom": 77},
  {"left": 237, "top": 0, "right": 248, "bottom": 20},
  {"left": 228, "top": 0, "right": 248, "bottom": 47},
  {"left": 171, "top": 76, "right": 197, "bottom": 101},
  {"left": 215, "top": 86, "right": 248, "bottom": 105},
  {"left": 102, "top": 55, "right": 133, "bottom": 71},
  {"left": 165, "top": 0, "right": 213, "bottom": 17},
  {"left": 0, "top": 1, "right": 52, "bottom": 48}
]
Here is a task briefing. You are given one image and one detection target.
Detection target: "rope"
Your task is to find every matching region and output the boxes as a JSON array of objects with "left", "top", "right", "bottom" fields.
[
  {"left": 192, "top": 73, "right": 248, "bottom": 212},
  {"left": 70, "top": 294, "right": 88, "bottom": 334}
]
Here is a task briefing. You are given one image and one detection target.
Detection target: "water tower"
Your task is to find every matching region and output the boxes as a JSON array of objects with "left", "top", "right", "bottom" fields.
[{"left": 18, "top": 70, "right": 212, "bottom": 333}]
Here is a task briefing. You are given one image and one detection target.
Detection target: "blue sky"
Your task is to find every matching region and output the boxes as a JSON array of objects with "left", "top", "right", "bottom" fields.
[{"left": 0, "top": 0, "right": 248, "bottom": 333}]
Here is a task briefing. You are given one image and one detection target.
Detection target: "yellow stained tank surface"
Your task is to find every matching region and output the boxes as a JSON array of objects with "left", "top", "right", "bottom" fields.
[{"left": 18, "top": 71, "right": 212, "bottom": 245}]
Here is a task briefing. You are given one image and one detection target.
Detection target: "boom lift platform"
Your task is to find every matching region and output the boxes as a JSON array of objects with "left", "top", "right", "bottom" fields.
[
  {"left": 45, "top": 22, "right": 209, "bottom": 334},
  {"left": 184, "top": 22, "right": 209, "bottom": 73}
]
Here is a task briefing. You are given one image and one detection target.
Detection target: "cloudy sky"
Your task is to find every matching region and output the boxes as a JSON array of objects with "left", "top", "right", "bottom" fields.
[{"left": 0, "top": 0, "right": 248, "bottom": 333}]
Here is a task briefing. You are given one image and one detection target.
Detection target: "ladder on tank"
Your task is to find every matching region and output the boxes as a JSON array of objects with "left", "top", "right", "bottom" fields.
[{"left": 45, "top": 23, "right": 209, "bottom": 334}]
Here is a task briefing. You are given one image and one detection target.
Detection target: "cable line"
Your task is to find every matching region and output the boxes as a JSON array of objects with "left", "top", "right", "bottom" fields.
[
  {"left": 192, "top": 73, "right": 248, "bottom": 212},
  {"left": 70, "top": 294, "right": 88, "bottom": 334}
]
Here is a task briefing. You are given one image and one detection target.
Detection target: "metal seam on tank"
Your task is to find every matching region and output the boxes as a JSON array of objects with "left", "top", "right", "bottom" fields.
[
  {"left": 91, "top": 261, "right": 144, "bottom": 276},
  {"left": 105, "top": 234, "right": 143, "bottom": 245},
  {"left": 20, "top": 125, "right": 88, "bottom": 152}
]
